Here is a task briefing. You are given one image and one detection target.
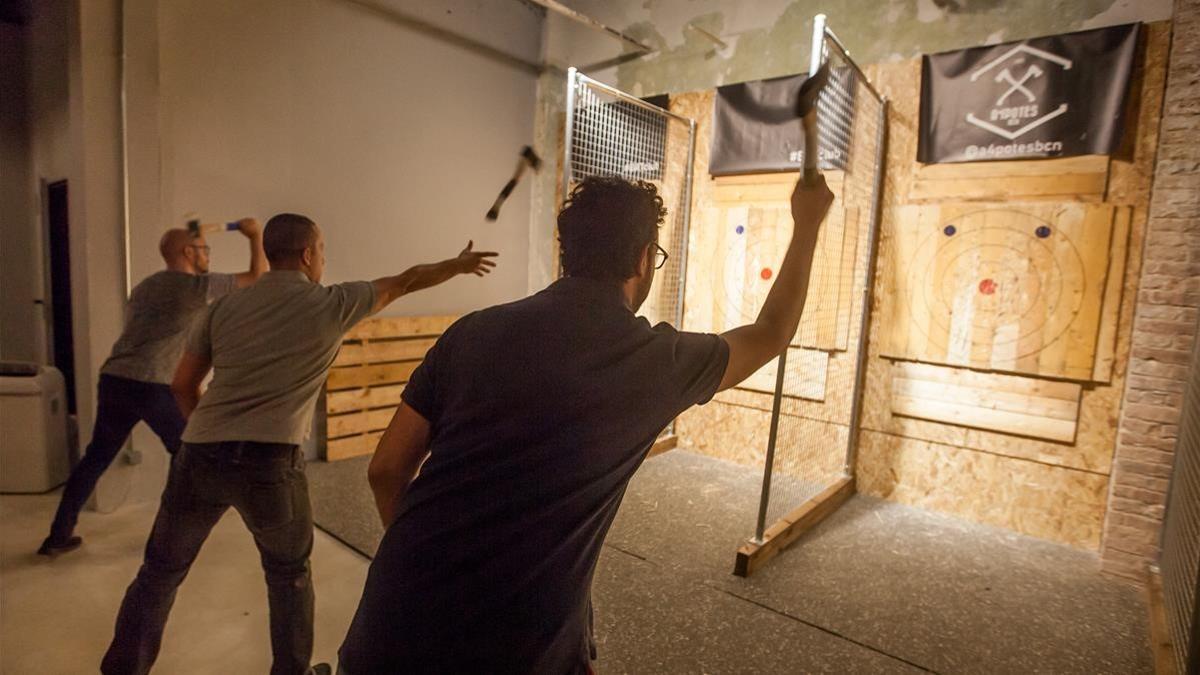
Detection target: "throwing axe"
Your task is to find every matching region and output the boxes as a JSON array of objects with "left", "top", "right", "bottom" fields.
[
  {"left": 486, "top": 146, "right": 542, "bottom": 221},
  {"left": 185, "top": 214, "right": 240, "bottom": 236},
  {"left": 794, "top": 61, "right": 831, "bottom": 187}
]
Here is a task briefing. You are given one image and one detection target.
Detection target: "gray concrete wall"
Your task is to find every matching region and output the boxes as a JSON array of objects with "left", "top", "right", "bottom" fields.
[
  {"left": 136, "top": 0, "right": 544, "bottom": 317},
  {"left": 546, "top": 0, "right": 1174, "bottom": 94}
]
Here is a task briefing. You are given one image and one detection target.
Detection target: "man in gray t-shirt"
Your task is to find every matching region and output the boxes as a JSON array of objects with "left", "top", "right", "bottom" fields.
[
  {"left": 40, "top": 221, "right": 266, "bottom": 557},
  {"left": 101, "top": 213, "right": 497, "bottom": 675}
]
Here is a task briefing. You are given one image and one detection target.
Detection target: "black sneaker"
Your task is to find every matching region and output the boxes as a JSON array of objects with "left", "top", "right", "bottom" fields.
[
  {"left": 37, "top": 535, "right": 82, "bottom": 557},
  {"left": 307, "top": 665, "right": 332, "bottom": 675}
]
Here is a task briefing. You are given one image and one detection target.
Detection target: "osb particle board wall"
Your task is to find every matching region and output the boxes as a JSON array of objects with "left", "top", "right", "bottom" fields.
[
  {"left": 675, "top": 22, "right": 1167, "bottom": 550},
  {"left": 854, "top": 22, "right": 1168, "bottom": 549}
]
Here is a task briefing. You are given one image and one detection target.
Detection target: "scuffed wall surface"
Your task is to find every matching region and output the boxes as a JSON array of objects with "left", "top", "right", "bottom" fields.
[{"left": 548, "top": 0, "right": 1172, "bottom": 95}]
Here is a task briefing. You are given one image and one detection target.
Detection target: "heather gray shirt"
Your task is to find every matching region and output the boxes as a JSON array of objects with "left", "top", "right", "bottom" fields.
[
  {"left": 100, "top": 271, "right": 238, "bottom": 385},
  {"left": 182, "top": 270, "right": 377, "bottom": 445}
]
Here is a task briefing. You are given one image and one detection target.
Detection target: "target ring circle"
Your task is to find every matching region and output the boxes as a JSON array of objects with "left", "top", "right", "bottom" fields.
[{"left": 904, "top": 209, "right": 1085, "bottom": 360}]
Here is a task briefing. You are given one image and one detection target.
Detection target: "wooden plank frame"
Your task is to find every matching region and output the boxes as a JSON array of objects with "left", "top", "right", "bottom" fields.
[
  {"left": 323, "top": 315, "right": 457, "bottom": 461},
  {"left": 889, "top": 361, "right": 1083, "bottom": 443},
  {"left": 706, "top": 172, "right": 856, "bottom": 352},
  {"left": 647, "top": 434, "right": 678, "bottom": 458},
  {"left": 907, "top": 155, "right": 1111, "bottom": 203},
  {"left": 1145, "top": 566, "right": 1180, "bottom": 675},
  {"left": 881, "top": 201, "right": 1117, "bottom": 382},
  {"left": 733, "top": 476, "right": 855, "bottom": 577}
]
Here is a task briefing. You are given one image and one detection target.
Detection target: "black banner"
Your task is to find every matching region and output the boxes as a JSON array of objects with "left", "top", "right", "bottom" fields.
[
  {"left": 710, "top": 69, "right": 855, "bottom": 176},
  {"left": 918, "top": 23, "right": 1138, "bottom": 164}
]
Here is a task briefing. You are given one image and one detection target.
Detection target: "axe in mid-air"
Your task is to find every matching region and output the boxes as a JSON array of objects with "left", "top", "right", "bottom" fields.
[{"left": 486, "top": 146, "right": 542, "bottom": 221}]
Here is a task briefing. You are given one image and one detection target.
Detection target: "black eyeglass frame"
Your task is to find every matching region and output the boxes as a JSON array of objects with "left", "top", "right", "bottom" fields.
[{"left": 653, "top": 243, "right": 669, "bottom": 270}]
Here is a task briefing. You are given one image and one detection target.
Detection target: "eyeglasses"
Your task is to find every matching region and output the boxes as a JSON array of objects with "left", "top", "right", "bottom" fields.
[
  {"left": 188, "top": 244, "right": 211, "bottom": 255},
  {"left": 653, "top": 243, "right": 669, "bottom": 270}
]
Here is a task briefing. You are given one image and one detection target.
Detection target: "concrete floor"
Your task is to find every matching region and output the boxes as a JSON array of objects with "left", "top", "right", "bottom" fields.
[
  {"left": 597, "top": 451, "right": 1153, "bottom": 674},
  {"left": 2, "top": 449, "right": 1154, "bottom": 674},
  {"left": 0, "top": 491, "right": 369, "bottom": 674}
]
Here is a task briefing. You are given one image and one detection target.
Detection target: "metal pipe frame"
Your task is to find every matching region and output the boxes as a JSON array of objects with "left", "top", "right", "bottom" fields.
[
  {"left": 560, "top": 67, "right": 579, "bottom": 212},
  {"left": 571, "top": 70, "right": 694, "bottom": 123},
  {"left": 754, "top": 12, "right": 831, "bottom": 542},
  {"left": 819, "top": 24, "right": 885, "bottom": 104},
  {"left": 843, "top": 97, "right": 888, "bottom": 474}
]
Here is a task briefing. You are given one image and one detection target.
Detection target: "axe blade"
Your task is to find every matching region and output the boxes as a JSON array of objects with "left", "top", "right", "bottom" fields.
[{"left": 795, "top": 61, "right": 832, "bottom": 118}]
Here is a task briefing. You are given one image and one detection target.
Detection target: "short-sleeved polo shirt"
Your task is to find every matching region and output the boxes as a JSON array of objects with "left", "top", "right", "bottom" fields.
[
  {"left": 182, "top": 270, "right": 377, "bottom": 445},
  {"left": 101, "top": 271, "right": 237, "bottom": 385},
  {"left": 339, "top": 276, "right": 729, "bottom": 674}
]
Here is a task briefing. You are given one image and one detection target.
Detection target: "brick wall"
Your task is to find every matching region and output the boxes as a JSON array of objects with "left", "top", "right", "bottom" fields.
[{"left": 1101, "top": 0, "right": 1200, "bottom": 582}]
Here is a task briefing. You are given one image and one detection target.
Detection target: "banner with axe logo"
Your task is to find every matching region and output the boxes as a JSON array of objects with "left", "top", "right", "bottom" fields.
[{"left": 918, "top": 23, "right": 1138, "bottom": 164}]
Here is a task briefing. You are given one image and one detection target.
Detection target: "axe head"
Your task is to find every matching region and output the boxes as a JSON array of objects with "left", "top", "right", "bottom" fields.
[
  {"left": 186, "top": 218, "right": 201, "bottom": 235},
  {"left": 795, "top": 62, "right": 831, "bottom": 118},
  {"left": 521, "top": 145, "right": 543, "bottom": 171}
]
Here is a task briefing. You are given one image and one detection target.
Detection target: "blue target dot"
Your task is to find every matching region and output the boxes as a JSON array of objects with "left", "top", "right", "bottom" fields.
[
  {"left": 735, "top": 225, "right": 745, "bottom": 235},
  {"left": 943, "top": 224, "right": 957, "bottom": 236},
  {"left": 1035, "top": 225, "right": 1051, "bottom": 238}
]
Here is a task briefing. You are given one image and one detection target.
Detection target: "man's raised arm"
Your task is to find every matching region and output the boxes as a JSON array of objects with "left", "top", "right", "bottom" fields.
[
  {"left": 717, "top": 175, "right": 834, "bottom": 392},
  {"left": 233, "top": 218, "right": 268, "bottom": 288},
  {"left": 370, "top": 241, "right": 497, "bottom": 315}
]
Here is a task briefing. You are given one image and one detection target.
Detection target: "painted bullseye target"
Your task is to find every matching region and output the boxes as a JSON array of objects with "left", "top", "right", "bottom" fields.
[
  {"left": 716, "top": 206, "right": 835, "bottom": 332},
  {"left": 904, "top": 207, "right": 1085, "bottom": 362}
]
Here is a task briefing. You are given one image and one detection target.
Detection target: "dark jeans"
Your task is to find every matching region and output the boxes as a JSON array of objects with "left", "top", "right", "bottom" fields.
[
  {"left": 101, "top": 441, "right": 314, "bottom": 675},
  {"left": 47, "top": 374, "right": 186, "bottom": 542}
]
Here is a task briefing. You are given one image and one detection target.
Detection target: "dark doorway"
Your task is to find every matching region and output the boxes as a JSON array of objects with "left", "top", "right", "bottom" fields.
[{"left": 46, "top": 179, "right": 76, "bottom": 414}]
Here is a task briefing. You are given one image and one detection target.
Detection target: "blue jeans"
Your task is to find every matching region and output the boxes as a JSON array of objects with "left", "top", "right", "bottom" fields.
[
  {"left": 47, "top": 374, "right": 185, "bottom": 542},
  {"left": 102, "top": 440, "right": 314, "bottom": 675}
]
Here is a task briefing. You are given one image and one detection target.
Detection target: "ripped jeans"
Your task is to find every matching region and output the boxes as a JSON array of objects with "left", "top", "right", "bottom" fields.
[{"left": 102, "top": 440, "right": 314, "bottom": 675}]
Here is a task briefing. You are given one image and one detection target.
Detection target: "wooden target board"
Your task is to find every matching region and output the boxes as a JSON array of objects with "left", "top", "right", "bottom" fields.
[
  {"left": 703, "top": 171, "right": 857, "bottom": 352},
  {"left": 882, "top": 202, "right": 1119, "bottom": 381}
]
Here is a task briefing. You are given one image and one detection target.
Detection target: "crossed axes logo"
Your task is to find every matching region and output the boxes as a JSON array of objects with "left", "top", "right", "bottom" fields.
[{"left": 965, "top": 44, "right": 1073, "bottom": 140}]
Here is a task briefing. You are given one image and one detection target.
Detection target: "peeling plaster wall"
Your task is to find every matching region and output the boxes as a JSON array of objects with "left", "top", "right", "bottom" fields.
[{"left": 550, "top": 0, "right": 1173, "bottom": 94}]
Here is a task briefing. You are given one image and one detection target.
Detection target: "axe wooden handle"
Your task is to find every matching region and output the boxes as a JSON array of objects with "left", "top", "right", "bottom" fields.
[{"left": 187, "top": 220, "right": 240, "bottom": 235}]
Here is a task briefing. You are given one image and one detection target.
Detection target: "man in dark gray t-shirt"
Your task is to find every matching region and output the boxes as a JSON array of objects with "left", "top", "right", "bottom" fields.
[
  {"left": 339, "top": 174, "right": 832, "bottom": 673},
  {"left": 39, "top": 221, "right": 266, "bottom": 557},
  {"left": 101, "top": 213, "right": 498, "bottom": 675}
]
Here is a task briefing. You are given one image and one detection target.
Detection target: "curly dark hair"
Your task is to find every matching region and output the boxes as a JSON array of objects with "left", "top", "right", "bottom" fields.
[{"left": 557, "top": 177, "right": 667, "bottom": 280}]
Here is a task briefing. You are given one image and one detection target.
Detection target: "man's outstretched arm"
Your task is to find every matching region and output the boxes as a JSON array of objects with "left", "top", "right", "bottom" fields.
[
  {"left": 370, "top": 241, "right": 498, "bottom": 315},
  {"left": 368, "top": 403, "right": 432, "bottom": 526},
  {"left": 717, "top": 175, "right": 834, "bottom": 392},
  {"left": 233, "top": 218, "right": 267, "bottom": 288}
]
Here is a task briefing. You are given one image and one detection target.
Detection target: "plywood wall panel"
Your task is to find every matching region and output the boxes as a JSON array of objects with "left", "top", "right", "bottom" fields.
[
  {"left": 856, "top": 430, "right": 1108, "bottom": 549},
  {"left": 851, "top": 24, "right": 1168, "bottom": 549},
  {"left": 675, "top": 24, "right": 1168, "bottom": 550}
]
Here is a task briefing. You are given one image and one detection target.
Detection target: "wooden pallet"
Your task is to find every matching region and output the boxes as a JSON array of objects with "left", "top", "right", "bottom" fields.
[{"left": 324, "top": 315, "right": 457, "bottom": 461}]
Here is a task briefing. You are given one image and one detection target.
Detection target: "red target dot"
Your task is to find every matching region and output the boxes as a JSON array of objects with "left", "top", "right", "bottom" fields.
[
  {"left": 978, "top": 278, "right": 997, "bottom": 295},
  {"left": 760, "top": 268, "right": 773, "bottom": 281}
]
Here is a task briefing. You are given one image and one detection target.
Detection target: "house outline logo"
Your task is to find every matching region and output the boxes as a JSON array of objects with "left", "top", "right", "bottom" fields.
[{"left": 964, "top": 44, "right": 1073, "bottom": 141}]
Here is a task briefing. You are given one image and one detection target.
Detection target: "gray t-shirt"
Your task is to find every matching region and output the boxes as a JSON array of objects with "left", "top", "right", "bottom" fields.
[
  {"left": 100, "top": 271, "right": 238, "bottom": 385},
  {"left": 182, "top": 270, "right": 377, "bottom": 445}
]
